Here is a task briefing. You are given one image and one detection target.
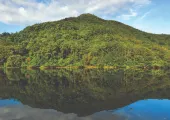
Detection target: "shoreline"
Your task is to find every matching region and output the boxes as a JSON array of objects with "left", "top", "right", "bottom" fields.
[{"left": 0, "top": 65, "right": 166, "bottom": 70}]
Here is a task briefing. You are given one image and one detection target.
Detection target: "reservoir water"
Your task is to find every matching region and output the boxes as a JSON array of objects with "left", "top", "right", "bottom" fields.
[{"left": 0, "top": 68, "right": 170, "bottom": 120}]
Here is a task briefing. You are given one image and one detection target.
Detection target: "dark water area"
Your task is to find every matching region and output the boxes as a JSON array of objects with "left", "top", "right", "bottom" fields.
[{"left": 0, "top": 68, "right": 170, "bottom": 120}]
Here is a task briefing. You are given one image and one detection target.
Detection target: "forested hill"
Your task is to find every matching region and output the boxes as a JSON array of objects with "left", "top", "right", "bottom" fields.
[{"left": 0, "top": 13, "right": 170, "bottom": 68}]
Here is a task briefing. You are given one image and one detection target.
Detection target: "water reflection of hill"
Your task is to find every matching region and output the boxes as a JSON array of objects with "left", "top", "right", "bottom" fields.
[{"left": 0, "top": 68, "right": 170, "bottom": 116}]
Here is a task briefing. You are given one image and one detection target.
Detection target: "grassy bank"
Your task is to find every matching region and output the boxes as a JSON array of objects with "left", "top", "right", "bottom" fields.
[{"left": 1, "top": 65, "right": 167, "bottom": 71}]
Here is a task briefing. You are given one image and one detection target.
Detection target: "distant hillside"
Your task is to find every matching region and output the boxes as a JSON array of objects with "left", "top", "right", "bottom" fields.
[{"left": 0, "top": 13, "right": 170, "bottom": 68}]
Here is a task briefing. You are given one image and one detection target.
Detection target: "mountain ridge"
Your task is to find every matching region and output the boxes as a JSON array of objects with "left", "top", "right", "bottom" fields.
[
  {"left": 0, "top": 13, "right": 170, "bottom": 68},
  {"left": 22, "top": 13, "right": 169, "bottom": 36}
]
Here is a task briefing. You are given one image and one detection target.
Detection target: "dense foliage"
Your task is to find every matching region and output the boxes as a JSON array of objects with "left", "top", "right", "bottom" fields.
[{"left": 1, "top": 13, "right": 170, "bottom": 67}]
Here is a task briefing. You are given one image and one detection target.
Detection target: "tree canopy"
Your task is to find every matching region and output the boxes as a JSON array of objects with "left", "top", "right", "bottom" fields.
[{"left": 1, "top": 13, "right": 170, "bottom": 68}]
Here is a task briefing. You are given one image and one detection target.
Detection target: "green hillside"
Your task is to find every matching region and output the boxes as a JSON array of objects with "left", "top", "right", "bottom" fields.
[{"left": 1, "top": 13, "right": 170, "bottom": 68}]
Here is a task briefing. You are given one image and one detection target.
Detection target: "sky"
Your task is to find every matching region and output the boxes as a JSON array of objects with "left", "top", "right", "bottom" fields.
[{"left": 0, "top": 0, "right": 169, "bottom": 34}]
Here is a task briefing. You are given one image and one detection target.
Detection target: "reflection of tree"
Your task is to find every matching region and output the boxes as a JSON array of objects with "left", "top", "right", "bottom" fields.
[
  {"left": 0, "top": 69, "right": 170, "bottom": 116},
  {"left": 5, "top": 68, "right": 25, "bottom": 81}
]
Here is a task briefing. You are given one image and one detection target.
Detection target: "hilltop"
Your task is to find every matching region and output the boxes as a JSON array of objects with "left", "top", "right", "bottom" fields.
[{"left": 0, "top": 13, "right": 170, "bottom": 68}]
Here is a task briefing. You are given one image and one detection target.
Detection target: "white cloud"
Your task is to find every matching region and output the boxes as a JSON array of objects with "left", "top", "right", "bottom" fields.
[
  {"left": 117, "top": 9, "right": 138, "bottom": 20},
  {"left": 132, "top": 10, "right": 153, "bottom": 33},
  {"left": 0, "top": 105, "right": 127, "bottom": 120},
  {"left": 139, "top": 11, "right": 151, "bottom": 20},
  {"left": 0, "top": 0, "right": 151, "bottom": 25}
]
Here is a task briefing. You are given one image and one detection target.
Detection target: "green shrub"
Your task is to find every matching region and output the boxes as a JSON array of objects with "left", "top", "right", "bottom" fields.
[{"left": 6, "top": 55, "right": 24, "bottom": 67}]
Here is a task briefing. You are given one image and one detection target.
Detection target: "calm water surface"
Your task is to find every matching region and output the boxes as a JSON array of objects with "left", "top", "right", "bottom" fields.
[{"left": 0, "top": 68, "right": 170, "bottom": 120}]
